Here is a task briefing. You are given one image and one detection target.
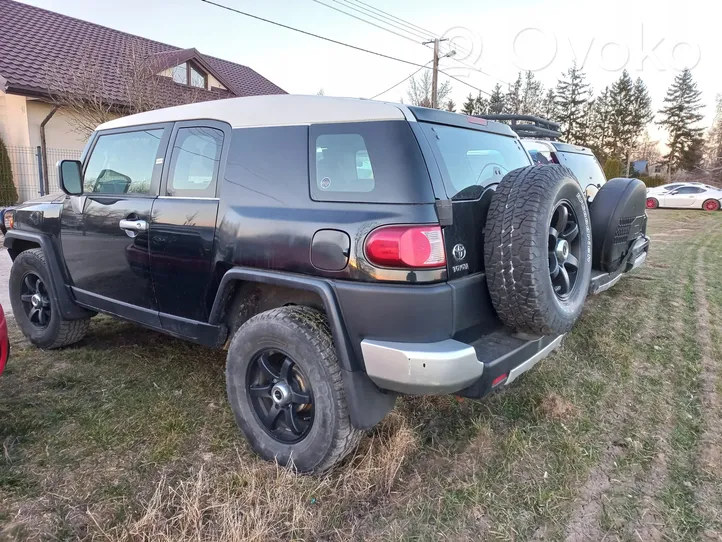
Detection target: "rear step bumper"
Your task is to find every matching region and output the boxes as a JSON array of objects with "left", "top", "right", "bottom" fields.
[
  {"left": 361, "top": 333, "right": 563, "bottom": 395},
  {"left": 589, "top": 234, "right": 650, "bottom": 295}
]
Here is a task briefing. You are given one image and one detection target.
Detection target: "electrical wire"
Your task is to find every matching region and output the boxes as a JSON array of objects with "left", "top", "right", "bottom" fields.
[
  {"left": 311, "top": 0, "right": 512, "bottom": 87},
  {"left": 310, "top": 0, "right": 427, "bottom": 46},
  {"left": 200, "top": 0, "right": 491, "bottom": 96},
  {"left": 329, "top": 0, "right": 434, "bottom": 41},
  {"left": 368, "top": 62, "right": 431, "bottom": 99},
  {"left": 200, "top": 0, "right": 430, "bottom": 68}
]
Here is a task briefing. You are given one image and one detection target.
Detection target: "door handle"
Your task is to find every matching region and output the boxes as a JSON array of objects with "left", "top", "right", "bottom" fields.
[{"left": 119, "top": 219, "right": 148, "bottom": 232}]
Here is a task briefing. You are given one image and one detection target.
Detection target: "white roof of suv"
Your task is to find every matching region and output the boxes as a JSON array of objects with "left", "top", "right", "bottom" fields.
[{"left": 98, "top": 95, "right": 408, "bottom": 131}]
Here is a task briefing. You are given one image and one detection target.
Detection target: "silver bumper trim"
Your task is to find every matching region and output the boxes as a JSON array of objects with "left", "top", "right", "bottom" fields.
[
  {"left": 360, "top": 338, "right": 483, "bottom": 394},
  {"left": 506, "top": 334, "right": 564, "bottom": 384}
]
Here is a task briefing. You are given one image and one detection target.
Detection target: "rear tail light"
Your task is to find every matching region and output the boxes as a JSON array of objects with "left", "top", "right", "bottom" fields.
[{"left": 365, "top": 225, "right": 446, "bottom": 269}]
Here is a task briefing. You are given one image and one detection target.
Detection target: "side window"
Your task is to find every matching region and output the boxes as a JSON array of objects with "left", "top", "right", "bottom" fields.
[
  {"left": 84, "top": 129, "right": 164, "bottom": 195},
  {"left": 167, "top": 127, "right": 223, "bottom": 197},
  {"left": 677, "top": 186, "right": 703, "bottom": 194},
  {"left": 315, "top": 133, "right": 374, "bottom": 193}
]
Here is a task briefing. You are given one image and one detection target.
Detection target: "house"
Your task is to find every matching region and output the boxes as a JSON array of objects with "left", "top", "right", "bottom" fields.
[{"left": 0, "top": 0, "right": 285, "bottom": 202}]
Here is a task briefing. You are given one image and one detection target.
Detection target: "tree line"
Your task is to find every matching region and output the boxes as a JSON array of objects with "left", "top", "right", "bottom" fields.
[{"left": 429, "top": 65, "right": 714, "bottom": 179}]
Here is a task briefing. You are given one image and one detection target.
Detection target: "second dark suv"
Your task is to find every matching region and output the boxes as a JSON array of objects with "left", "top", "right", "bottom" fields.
[{"left": 3, "top": 96, "right": 649, "bottom": 472}]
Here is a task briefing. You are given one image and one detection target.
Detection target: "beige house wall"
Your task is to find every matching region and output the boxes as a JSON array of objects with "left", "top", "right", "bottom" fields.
[
  {"left": 26, "top": 100, "right": 89, "bottom": 152},
  {"left": 0, "top": 91, "right": 31, "bottom": 147}
]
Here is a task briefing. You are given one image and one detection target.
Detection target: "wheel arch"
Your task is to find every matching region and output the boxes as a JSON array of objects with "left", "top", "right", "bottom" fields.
[
  {"left": 5, "top": 231, "right": 92, "bottom": 320},
  {"left": 209, "top": 267, "right": 397, "bottom": 430}
]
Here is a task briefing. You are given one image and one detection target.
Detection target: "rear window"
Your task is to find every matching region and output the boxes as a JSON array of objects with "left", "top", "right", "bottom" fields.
[
  {"left": 310, "top": 121, "right": 434, "bottom": 204},
  {"left": 555, "top": 151, "right": 607, "bottom": 189},
  {"left": 419, "top": 122, "right": 531, "bottom": 200}
]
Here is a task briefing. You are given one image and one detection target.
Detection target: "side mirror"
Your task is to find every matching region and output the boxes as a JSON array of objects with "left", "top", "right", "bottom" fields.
[{"left": 58, "top": 160, "right": 83, "bottom": 196}]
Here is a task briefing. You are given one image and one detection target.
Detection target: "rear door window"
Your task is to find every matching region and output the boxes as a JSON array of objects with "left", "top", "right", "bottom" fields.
[
  {"left": 554, "top": 151, "right": 607, "bottom": 189},
  {"left": 419, "top": 122, "right": 531, "bottom": 200},
  {"left": 309, "top": 121, "right": 434, "bottom": 204}
]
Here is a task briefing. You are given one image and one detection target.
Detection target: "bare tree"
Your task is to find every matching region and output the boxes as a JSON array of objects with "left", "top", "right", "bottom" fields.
[
  {"left": 406, "top": 70, "right": 451, "bottom": 109},
  {"left": 46, "top": 40, "right": 203, "bottom": 137}
]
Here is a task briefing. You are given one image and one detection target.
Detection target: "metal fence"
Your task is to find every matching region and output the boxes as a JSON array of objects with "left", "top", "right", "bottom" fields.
[{"left": 6, "top": 146, "right": 82, "bottom": 203}]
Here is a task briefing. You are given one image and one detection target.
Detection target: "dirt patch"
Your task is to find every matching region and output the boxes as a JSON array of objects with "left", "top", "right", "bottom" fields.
[{"left": 538, "top": 393, "right": 577, "bottom": 421}]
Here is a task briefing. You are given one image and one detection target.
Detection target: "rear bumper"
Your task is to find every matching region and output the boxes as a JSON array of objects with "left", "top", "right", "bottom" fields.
[{"left": 361, "top": 332, "right": 563, "bottom": 395}]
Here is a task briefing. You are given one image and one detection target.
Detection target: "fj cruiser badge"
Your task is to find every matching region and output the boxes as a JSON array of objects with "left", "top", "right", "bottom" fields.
[{"left": 452, "top": 243, "right": 467, "bottom": 261}]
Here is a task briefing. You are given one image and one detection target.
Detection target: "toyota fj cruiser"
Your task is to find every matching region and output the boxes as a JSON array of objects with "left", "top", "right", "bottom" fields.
[{"left": 2, "top": 96, "right": 649, "bottom": 472}]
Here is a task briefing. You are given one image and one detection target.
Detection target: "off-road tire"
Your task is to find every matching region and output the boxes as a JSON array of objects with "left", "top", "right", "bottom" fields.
[
  {"left": 484, "top": 165, "right": 593, "bottom": 335},
  {"left": 9, "top": 248, "right": 90, "bottom": 348},
  {"left": 702, "top": 199, "right": 720, "bottom": 211},
  {"left": 226, "top": 306, "right": 362, "bottom": 473},
  {"left": 646, "top": 197, "right": 659, "bottom": 209}
]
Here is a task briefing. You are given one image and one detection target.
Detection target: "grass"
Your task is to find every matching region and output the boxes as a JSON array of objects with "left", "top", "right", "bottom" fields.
[{"left": 1, "top": 210, "right": 722, "bottom": 540}]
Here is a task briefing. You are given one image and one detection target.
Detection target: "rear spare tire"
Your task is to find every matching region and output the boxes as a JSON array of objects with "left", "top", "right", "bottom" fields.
[{"left": 484, "top": 165, "right": 592, "bottom": 335}]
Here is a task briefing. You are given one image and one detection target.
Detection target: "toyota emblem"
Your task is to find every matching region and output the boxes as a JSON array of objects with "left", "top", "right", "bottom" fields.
[{"left": 452, "top": 243, "right": 466, "bottom": 261}]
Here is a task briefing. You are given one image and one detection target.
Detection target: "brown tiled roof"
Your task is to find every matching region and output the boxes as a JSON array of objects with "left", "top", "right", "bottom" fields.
[{"left": 0, "top": 0, "right": 286, "bottom": 108}]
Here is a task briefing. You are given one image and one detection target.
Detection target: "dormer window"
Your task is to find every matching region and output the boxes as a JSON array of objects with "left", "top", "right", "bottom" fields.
[{"left": 171, "top": 61, "right": 207, "bottom": 89}]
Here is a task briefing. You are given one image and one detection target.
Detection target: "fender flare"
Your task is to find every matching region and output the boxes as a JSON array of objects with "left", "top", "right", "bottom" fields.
[
  {"left": 4, "top": 231, "right": 93, "bottom": 320},
  {"left": 209, "top": 268, "right": 397, "bottom": 430}
]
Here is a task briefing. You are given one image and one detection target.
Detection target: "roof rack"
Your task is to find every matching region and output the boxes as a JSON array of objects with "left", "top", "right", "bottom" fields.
[{"left": 476, "top": 114, "right": 562, "bottom": 140}]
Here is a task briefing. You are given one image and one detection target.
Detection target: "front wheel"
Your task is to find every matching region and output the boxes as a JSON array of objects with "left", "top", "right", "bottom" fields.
[
  {"left": 225, "top": 306, "right": 362, "bottom": 473},
  {"left": 9, "top": 249, "right": 90, "bottom": 349},
  {"left": 703, "top": 199, "right": 720, "bottom": 211},
  {"left": 646, "top": 197, "right": 659, "bottom": 209}
]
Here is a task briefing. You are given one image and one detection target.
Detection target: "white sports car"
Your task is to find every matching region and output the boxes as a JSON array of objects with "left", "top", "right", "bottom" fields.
[
  {"left": 646, "top": 184, "right": 722, "bottom": 211},
  {"left": 646, "top": 182, "right": 706, "bottom": 196}
]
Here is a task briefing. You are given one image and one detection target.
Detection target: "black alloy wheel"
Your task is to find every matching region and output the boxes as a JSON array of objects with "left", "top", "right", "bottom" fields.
[
  {"left": 548, "top": 200, "right": 581, "bottom": 300},
  {"left": 247, "top": 349, "right": 314, "bottom": 444},
  {"left": 20, "top": 272, "right": 51, "bottom": 329}
]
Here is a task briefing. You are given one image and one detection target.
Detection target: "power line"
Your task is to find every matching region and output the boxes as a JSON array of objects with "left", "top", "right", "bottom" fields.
[
  {"left": 345, "top": 0, "right": 440, "bottom": 43},
  {"left": 200, "top": 0, "right": 491, "bottom": 96},
  {"left": 318, "top": 0, "right": 433, "bottom": 42},
  {"left": 310, "top": 0, "right": 426, "bottom": 46},
  {"left": 369, "top": 62, "right": 431, "bottom": 99},
  {"left": 342, "top": 0, "right": 513, "bottom": 87},
  {"left": 200, "top": 0, "right": 429, "bottom": 68}
]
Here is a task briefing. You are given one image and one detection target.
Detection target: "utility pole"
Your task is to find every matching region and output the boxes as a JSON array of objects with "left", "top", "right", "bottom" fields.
[{"left": 423, "top": 38, "right": 448, "bottom": 109}]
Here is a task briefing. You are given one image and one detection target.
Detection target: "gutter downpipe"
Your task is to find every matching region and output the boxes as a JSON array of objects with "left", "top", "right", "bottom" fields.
[{"left": 40, "top": 106, "right": 59, "bottom": 195}]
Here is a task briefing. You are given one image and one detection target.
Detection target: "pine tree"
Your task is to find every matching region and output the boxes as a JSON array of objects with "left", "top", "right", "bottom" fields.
[
  {"left": 555, "top": 62, "right": 591, "bottom": 144},
  {"left": 446, "top": 99, "right": 456, "bottom": 113},
  {"left": 704, "top": 94, "right": 722, "bottom": 182},
  {"left": 590, "top": 87, "right": 614, "bottom": 159},
  {"left": 608, "top": 70, "right": 635, "bottom": 159},
  {"left": 657, "top": 68, "right": 705, "bottom": 173},
  {"left": 473, "top": 93, "right": 489, "bottom": 115},
  {"left": 488, "top": 84, "right": 505, "bottom": 114},
  {"left": 520, "top": 71, "right": 544, "bottom": 116},
  {"left": 542, "top": 89, "right": 556, "bottom": 120},
  {"left": 0, "top": 136, "right": 18, "bottom": 206},
  {"left": 461, "top": 93, "right": 476, "bottom": 115},
  {"left": 680, "top": 137, "right": 705, "bottom": 171},
  {"left": 504, "top": 73, "right": 523, "bottom": 114}
]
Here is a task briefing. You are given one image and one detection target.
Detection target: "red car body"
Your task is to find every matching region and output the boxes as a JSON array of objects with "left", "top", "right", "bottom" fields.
[{"left": 0, "top": 305, "right": 8, "bottom": 375}]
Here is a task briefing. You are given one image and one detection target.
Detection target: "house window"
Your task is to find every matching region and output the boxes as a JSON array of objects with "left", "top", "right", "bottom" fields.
[
  {"left": 190, "top": 65, "right": 206, "bottom": 88},
  {"left": 172, "top": 63, "right": 188, "bottom": 84},
  {"left": 170, "top": 61, "right": 207, "bottom": 89}
]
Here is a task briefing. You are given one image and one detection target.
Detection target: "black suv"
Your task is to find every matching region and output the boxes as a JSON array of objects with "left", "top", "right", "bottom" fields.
[{"left": 2, "top": 96, "right": 650, "bottom": 472}]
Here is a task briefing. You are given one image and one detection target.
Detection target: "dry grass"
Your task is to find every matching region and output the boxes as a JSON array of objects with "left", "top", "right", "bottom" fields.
[{"left": 108, "top": 412, "right": 416, "bottom": 542}]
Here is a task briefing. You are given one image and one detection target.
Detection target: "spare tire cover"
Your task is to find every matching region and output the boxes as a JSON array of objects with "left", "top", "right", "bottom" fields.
[
  {"left": 484, "top": 165, "right": 592, "bottom": 336},
  {"left": 589, "top": 177, "right": 647, "bottom": 273}
]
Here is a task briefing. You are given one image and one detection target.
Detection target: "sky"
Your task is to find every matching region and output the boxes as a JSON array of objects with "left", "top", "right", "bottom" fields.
[{"left": 19, "top": 0, "right": 722, "bottom": 144}]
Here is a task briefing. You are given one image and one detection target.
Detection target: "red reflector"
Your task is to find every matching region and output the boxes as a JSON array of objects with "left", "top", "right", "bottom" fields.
[
  {"left": 365, "top": 225, "right": 446, "bottom": 269},
  {"left": 492, "top": 373, "right": 508, "bottom": 387},
  {"left": 467, "top": 116, "right": 488, "bottom": 125}
]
